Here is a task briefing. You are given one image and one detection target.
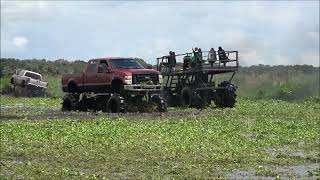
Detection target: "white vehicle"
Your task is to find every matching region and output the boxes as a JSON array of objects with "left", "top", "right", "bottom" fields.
[{"left": 11, "top": 70, "right": 48, "bottom": 89}]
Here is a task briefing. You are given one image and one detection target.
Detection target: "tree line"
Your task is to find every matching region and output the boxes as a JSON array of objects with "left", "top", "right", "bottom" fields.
[{"left": 1, "top": 58, "right": 319, "bottom": 100}]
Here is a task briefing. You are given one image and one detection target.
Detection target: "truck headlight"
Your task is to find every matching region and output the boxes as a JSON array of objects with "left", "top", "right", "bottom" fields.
[
  {"left": 158, "top": 74, "right": 163, "bottom": 84},
  {"left": 125, "top": 75, "right": 132, "bottom": 85}
]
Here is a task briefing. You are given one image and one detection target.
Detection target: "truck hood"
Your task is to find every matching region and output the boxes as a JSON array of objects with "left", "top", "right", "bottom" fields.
[{"left": 113, "top": 68, "right": 159, "bottom": 75}]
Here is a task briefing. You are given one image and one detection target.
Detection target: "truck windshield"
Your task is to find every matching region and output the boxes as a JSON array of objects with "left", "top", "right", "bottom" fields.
[
  {"left": 109, "top": 59, "right": 144, "bottom": 69},
  {"left": 25, "top": 72, "right": 41, "bottom": 80}
]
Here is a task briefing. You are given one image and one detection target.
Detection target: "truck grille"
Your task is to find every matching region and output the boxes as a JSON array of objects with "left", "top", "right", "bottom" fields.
[{"left": 133, "top": 74, "right": 159, "bottom": 84}]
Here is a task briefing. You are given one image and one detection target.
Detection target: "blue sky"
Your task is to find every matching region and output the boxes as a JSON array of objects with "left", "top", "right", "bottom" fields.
[{"left": 1, "top": 1, "right": 319, "bottom": 66}]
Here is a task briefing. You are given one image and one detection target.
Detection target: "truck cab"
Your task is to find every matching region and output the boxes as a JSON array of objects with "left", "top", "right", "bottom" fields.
[{"left": 62, "top": 57, "right": 163, "bottom": 93}]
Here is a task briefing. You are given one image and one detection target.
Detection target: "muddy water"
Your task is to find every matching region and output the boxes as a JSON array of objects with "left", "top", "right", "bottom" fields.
[{"left": 226, "top": 163, "right": 320, "bottom": 179}]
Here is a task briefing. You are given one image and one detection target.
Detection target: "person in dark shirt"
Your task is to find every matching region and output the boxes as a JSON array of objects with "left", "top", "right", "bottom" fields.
[
  {"left": 168, "top": 51, "right": 176, "bottom": 72},
  {"left": 218, "top": 46, "right": 228, "bottom": 66}
]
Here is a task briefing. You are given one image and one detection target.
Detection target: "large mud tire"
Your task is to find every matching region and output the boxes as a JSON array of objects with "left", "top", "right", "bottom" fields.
[
  {"left": 151, "top": 94, "right": 167, "bottom": 112},
  {"left": 62, "top": 94, "right": 78, "bottom": 111},
  {"left": 21, "top": 80, "right": 26, "bottom": 88},
  {"left": 213, "top": 81, "right": 237, "bottom": 108},
  {"left": 164, "top": 89, "right": 180, "bottom": 107},
  {"left": 180, "top": 87, "right": 192, "bottom": 108},
  {"left": 192, "top": 93, "right": 206, "bottom": 109},
  {"left": 67, "top": 82, "right": 78, "bottom": 93},
  {"left": 108, "top": 94, "right": 126, "bottom": 113}
]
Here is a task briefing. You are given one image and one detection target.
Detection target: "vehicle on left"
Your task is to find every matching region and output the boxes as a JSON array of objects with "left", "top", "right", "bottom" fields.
[{"left": 11, "top": 69, "right": 48, "bottom": 97}]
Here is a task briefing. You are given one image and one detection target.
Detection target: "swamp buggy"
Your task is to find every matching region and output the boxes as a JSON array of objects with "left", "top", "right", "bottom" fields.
[{"left": 157, "top": 47, "right": 239, "bottom": 108}]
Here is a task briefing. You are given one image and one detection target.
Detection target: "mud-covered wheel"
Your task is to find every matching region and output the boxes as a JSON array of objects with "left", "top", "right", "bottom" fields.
[
  {"left": 192, "top": 93, "right": 206, "bottom": 109},
  {"left": 213, "top": 81, "right": 237, "bottom": 108},
  {"left": 181, "top": 86, "right": 192, "bottom": 108},
  {"left": 152, "top": 94, "right": 167, "bottom": 112},
  {"left": 108, "top": 94, "right": 126, "bottom": 113},
  {"left": 62, "top": 94, "right": 78, "bottom": 111},
  {"left": 67, "top": 82, "right": 78, "bottom": 93},
  {"left": 164, "top": 89, "right": 180, "bottom": 107},
  {"left": 21, "top": 80, "right": 26, "bottom": 88}
]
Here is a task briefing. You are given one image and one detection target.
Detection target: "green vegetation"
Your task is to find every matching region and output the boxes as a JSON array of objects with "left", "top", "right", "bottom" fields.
[
  {"left": 1, "top": 97, "right": 319, "bottom": 178},
  {"left": 0, "top": 97, "right": 61, "bottom": 108},
  {"left": 0, "top": 76, "right": 10, "bottom": 92},
  {"left": 45, "top": 76, "right": 64, "bottom": 98},
  {"left": 214, "top": 65, "right": 319, "bottom": 100}
]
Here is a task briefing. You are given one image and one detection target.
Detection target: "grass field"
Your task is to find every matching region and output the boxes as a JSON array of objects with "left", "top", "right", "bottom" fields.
[{"left": 0, "top": 97, "right": 319, "bottom": 179}]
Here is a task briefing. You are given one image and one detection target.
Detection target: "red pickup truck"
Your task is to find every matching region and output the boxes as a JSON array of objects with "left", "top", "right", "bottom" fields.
[
  {"left": 62, "top": 57, "right": 163, "bottom": 93},
  {"left": 61, "top": 57, "right": 166, "bottom": 112}
]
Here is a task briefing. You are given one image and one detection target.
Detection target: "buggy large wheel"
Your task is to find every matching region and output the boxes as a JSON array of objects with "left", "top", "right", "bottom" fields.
[
  {"left": 164, "top": 89, "right": 180, "bottom": 107},
  {"left": 151, "top": 94, "right": 167, "bottom": 112},
  {"left": 108, "top": 94, "right": 126, "bottom": 113},
  {"left": 180, "top": 87, "right": 192, "bottom": 108},
  {"left": 213, "top": 81, "right": 237, "bottom": 108},
  {"left": 192, "top": 93, "right": 206, "bottom": 109},
  {"left": 62, "top": 94, "right": 78, "bottom": 111}
]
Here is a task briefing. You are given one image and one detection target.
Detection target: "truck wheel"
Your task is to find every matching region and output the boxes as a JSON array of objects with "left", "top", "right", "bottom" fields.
[
  {"left": 67, "top": 82, "right": 78, "bottom": 93},
  {"left": 62, "top": 94, "right": 78, "bottom": 111},
  {"left": 111, "top": 79, "right": 124, "bottom": 94},
  {"left": 152, "top": 95, "right": 167, "bottom": 112},
  {"left": 108, "top": 94, "right": 126, "bottom": 113},
  {"left": 213, "top": 81, "right": 237, "bottom": 108},
  {"left": 21, "top": 80, "right": 26, "bottom": 88},
  {"left": 180, "top": 87, "right": 192, "bottom": 108}
]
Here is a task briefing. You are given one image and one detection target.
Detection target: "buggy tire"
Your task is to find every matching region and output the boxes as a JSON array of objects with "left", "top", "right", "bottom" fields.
[
  {"left": 180, "top": 87, "right": 192, "bottom": 108},
  {"left": 164, "top": 89, "right": 180, "bottom": 107},
  {"left": 213, "top": 81, "right": 237, "bottom": 108},
  {"left": 192, "top": 93, "right": 206, "bottom": 109}
]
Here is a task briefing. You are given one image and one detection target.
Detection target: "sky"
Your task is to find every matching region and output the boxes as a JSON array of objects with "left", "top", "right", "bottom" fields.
[{"left": 1, "top": 1, "right": 319, "bottom": 66}]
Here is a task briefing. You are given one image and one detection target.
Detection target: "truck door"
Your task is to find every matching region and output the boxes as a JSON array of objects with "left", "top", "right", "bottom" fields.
[
  {"left": 84, "top": 60, "right": 99, "bottom": 92},
  {"left": 97, "top": 60, "right": 112, "bottom": 91}
]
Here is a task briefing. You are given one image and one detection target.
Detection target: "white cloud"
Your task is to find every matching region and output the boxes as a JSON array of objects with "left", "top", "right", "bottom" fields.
[
  {"left": 300, "top": 52, "right": 319, "bottom": 66},
  {"left": 1, "top": 1, "right": 52, "bottom": 23},
  {"left": 273, "top": 55, "right": 290, "bottom": 65},
  {"left": 12, "top": 36, "right": 28, "bottom": 48},
  {"left": 0, "top": 1, "right": 319, "bottom": 66},
  {"left": 240, "top": 50, "right": 264, "bottom": 66}
]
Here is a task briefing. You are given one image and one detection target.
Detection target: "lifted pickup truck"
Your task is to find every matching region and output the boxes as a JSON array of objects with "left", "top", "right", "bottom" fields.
[
  {"left": 61, "top": 57, "right": 166, "bottom": 112},
  {"left": 11, "top": 69, "right": 48, "bottom": 97}
]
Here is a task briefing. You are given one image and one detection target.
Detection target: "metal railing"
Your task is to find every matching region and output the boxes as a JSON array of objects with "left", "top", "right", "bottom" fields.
[{"left": 156, "top": 50, "right": 239, "bottom": 72}]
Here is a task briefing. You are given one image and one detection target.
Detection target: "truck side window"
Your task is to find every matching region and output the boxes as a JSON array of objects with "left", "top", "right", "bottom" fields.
[
  {"left": 98, "top": 61, "right": 108, "bottom": 73},
  {"left": 87, "top": 62, "right": 97, "bottom": 73}
]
